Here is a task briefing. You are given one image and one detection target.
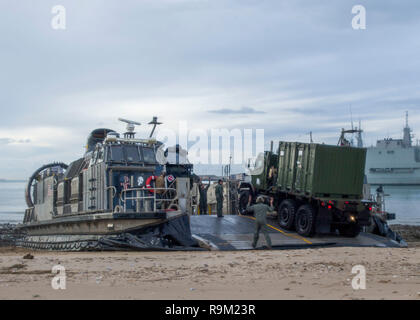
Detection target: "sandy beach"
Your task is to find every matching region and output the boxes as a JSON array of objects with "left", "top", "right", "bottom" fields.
[{"left": 0, "top": 245, "right": 419, "bottom": 300}]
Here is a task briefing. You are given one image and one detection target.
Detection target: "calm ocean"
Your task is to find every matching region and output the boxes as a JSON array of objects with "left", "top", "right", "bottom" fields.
[
  {"left": 0, "top": 182, "right": 27, "bottom": 224},
  {"left": 0, "top": 182, "right": 419, "bottom": 225}
]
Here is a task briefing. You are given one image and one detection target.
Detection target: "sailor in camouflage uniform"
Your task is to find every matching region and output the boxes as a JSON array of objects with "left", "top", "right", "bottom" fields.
[
  {"left": 199, "top": 181, "right": 209, "bottom": 215},
  {"left": 215, "top": 179, "right": 224, "bottom": 218},
  {"left": 247, "top": 196, "right": 274, "bottom": 249}
]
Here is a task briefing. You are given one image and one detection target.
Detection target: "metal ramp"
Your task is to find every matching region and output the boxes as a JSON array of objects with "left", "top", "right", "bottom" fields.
[{"left": 190, "top": 215, "right": 404, "bottom": 251}]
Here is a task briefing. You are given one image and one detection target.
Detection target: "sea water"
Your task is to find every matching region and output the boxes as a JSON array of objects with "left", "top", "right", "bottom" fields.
[
  {"left": 371, "top": 185, "right": 420, "bottom": 225},
  {"left": 0, "top": 181, "right": 27, "bottom": 224}
]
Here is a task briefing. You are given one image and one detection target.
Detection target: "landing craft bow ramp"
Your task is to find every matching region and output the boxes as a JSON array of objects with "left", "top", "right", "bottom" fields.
[{"left": 190, "top": 215, "right": 404, "bottom": 250}]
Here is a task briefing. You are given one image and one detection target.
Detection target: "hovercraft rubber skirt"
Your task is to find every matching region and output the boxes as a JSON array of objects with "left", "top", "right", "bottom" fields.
[{"left": 17, "top": 215, "right": 202, "bottom": 251}]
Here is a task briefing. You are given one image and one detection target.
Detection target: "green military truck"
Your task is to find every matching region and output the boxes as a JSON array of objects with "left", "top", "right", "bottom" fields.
[{"left": 240, "top": 141, "right": 371, "bottom": 237}]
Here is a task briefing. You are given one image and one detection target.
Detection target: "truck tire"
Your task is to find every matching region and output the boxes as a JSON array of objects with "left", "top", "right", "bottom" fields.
[
  {"left": 278, "top": 200, "right": 297, "bottom": 230},
  {"left": 338, "top": 224, "right": 361, "bottom": 237},
  {"left": 239, "top": 190, "right": 250, "bottom": 215},
  {"left": 295, "top": 204, "right": 316, "bottom": 237}
]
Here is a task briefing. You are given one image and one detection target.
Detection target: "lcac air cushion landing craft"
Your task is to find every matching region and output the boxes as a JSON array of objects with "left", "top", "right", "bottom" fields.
[{"left": 17, "top": 118, "right": 198, "bottom": 251}]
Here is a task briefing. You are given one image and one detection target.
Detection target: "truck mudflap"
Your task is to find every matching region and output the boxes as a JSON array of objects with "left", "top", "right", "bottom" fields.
[
  {"left": 315, "top": 207, "right": 332, "bottom": 233},
  {"left": 357, "top": 209, "right": 371, "bottom": 226},
  {"left": 98, "top": 214, "right": 202, "bottom": 251}
]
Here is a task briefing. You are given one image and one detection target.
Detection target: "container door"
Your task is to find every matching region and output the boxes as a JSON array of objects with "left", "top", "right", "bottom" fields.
[
  {"left": 294, "top": 145, "right": 305, "bottom": 192},
  {"left": 277, "top": 142, "right": 287, "bottom": 190},
  {"left": 306, "top": 144, "right": 316, "bottom": 195},
  {"left": 286, "top": 143, "right": 297, "bottom": 191},
  {"left": 294, "top": 144, "right": 312, "bottom": 194}
]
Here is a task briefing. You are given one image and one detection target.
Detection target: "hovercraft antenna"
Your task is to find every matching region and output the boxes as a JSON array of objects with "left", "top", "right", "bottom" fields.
[
  {"left": 148, "top": 116, "right": 162, "bottom": 138},
  {"left": 118, "top": 118, "right": 141, "bottom": 139}
]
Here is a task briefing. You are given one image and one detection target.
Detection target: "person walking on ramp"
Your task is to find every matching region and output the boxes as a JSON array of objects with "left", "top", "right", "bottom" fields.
[{"left": 247, "top": 196, "right": 274, "bottom": 249}]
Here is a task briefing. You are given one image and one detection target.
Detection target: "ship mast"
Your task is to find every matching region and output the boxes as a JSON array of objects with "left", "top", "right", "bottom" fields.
[
  {"left": 338, "top": 123, "right": 363, "bottom": 147},
  {"left": 403, "top": 111, "right": 412, "bottom": 147},
  {"left": 357, "top": 119, "right": 364, "bottom": 148}
]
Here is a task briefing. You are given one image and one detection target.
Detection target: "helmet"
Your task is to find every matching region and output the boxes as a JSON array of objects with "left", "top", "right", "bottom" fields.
[{"left": 256, "top": 196, "right": 265, "bottom": 204}]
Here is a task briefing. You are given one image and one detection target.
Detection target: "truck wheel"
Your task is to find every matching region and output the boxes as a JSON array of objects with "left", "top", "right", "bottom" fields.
[
  {"left": 239, "top": 190, "right": 250, "bottom": 215},
  {"left": 278, "top": 200, "right": 297, "bottom": 230},
  {"left": 338, "top": 224, "right": 361, "bottom": 237},
  {"left": 295, "top": 204, "right": 316, "bottom": 237}
]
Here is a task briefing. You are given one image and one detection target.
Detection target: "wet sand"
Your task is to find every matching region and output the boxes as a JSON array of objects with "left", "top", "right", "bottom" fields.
[{"left": 0, "top": 246, "right": 419, "bottom": 300}]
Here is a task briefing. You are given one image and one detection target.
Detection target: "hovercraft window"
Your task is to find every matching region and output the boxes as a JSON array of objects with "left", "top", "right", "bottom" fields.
[
  {"left": 125, "top": 145, "right": 141, "bottom": 162},
  {"left": 109, "top": 145, "right": 124, "bottom": 162},
  {"left": 142, "top": 147, "right": 156, "bottom": 163}
]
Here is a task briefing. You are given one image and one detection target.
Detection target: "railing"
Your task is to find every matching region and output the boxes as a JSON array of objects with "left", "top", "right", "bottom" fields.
[{"left": 119, "top": 187, "right": 178, "bottom": 213}]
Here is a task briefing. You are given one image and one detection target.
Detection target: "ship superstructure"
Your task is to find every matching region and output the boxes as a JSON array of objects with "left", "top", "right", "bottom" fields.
[{"left": 366, "top": 112, "right": 420, "bottom": 185}]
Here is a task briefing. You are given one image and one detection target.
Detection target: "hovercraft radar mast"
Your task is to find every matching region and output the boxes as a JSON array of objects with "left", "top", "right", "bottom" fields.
[
  {"left": 148, "top": 116, "right": 162, "bottom": 138},
  {"left": 118, "top": 118, "right": 141, "bottom": 139}
]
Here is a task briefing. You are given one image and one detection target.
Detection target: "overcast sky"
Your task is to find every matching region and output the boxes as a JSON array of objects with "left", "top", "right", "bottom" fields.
[{"left": 1, "top": 0, "right": 420, "bottom": 179}]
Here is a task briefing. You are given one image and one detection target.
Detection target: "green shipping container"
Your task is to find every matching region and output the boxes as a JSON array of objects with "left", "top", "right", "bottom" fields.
[{"left": 277, "top": 142, "right": 367, "bottom": 199}]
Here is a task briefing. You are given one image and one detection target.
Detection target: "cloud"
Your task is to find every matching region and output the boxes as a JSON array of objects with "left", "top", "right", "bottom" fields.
[
  {"left": 0, "top": 138, "right": 31, "bottom": 145},
  {"left": 0, "top": 0, "right": 420, "bottom": 177},
  {"left": 0, "top": 138, "right": 13, "bottom": 145},
  {"left": 208, "top": 107, "right": 266, "bottom": 115}
]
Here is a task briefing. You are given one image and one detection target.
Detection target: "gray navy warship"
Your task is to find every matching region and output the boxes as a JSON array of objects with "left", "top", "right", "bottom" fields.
[
  {"left": 17, "top": 118, "right": 198, "bottom": 251},
  {"left": 366, "top": 112, "right": 420, "bottom": 185}
]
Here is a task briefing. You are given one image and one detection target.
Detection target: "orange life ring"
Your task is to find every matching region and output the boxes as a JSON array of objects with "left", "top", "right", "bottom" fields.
[{"left": 146, "top": 175, "right": 157, "bottom": 193}]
